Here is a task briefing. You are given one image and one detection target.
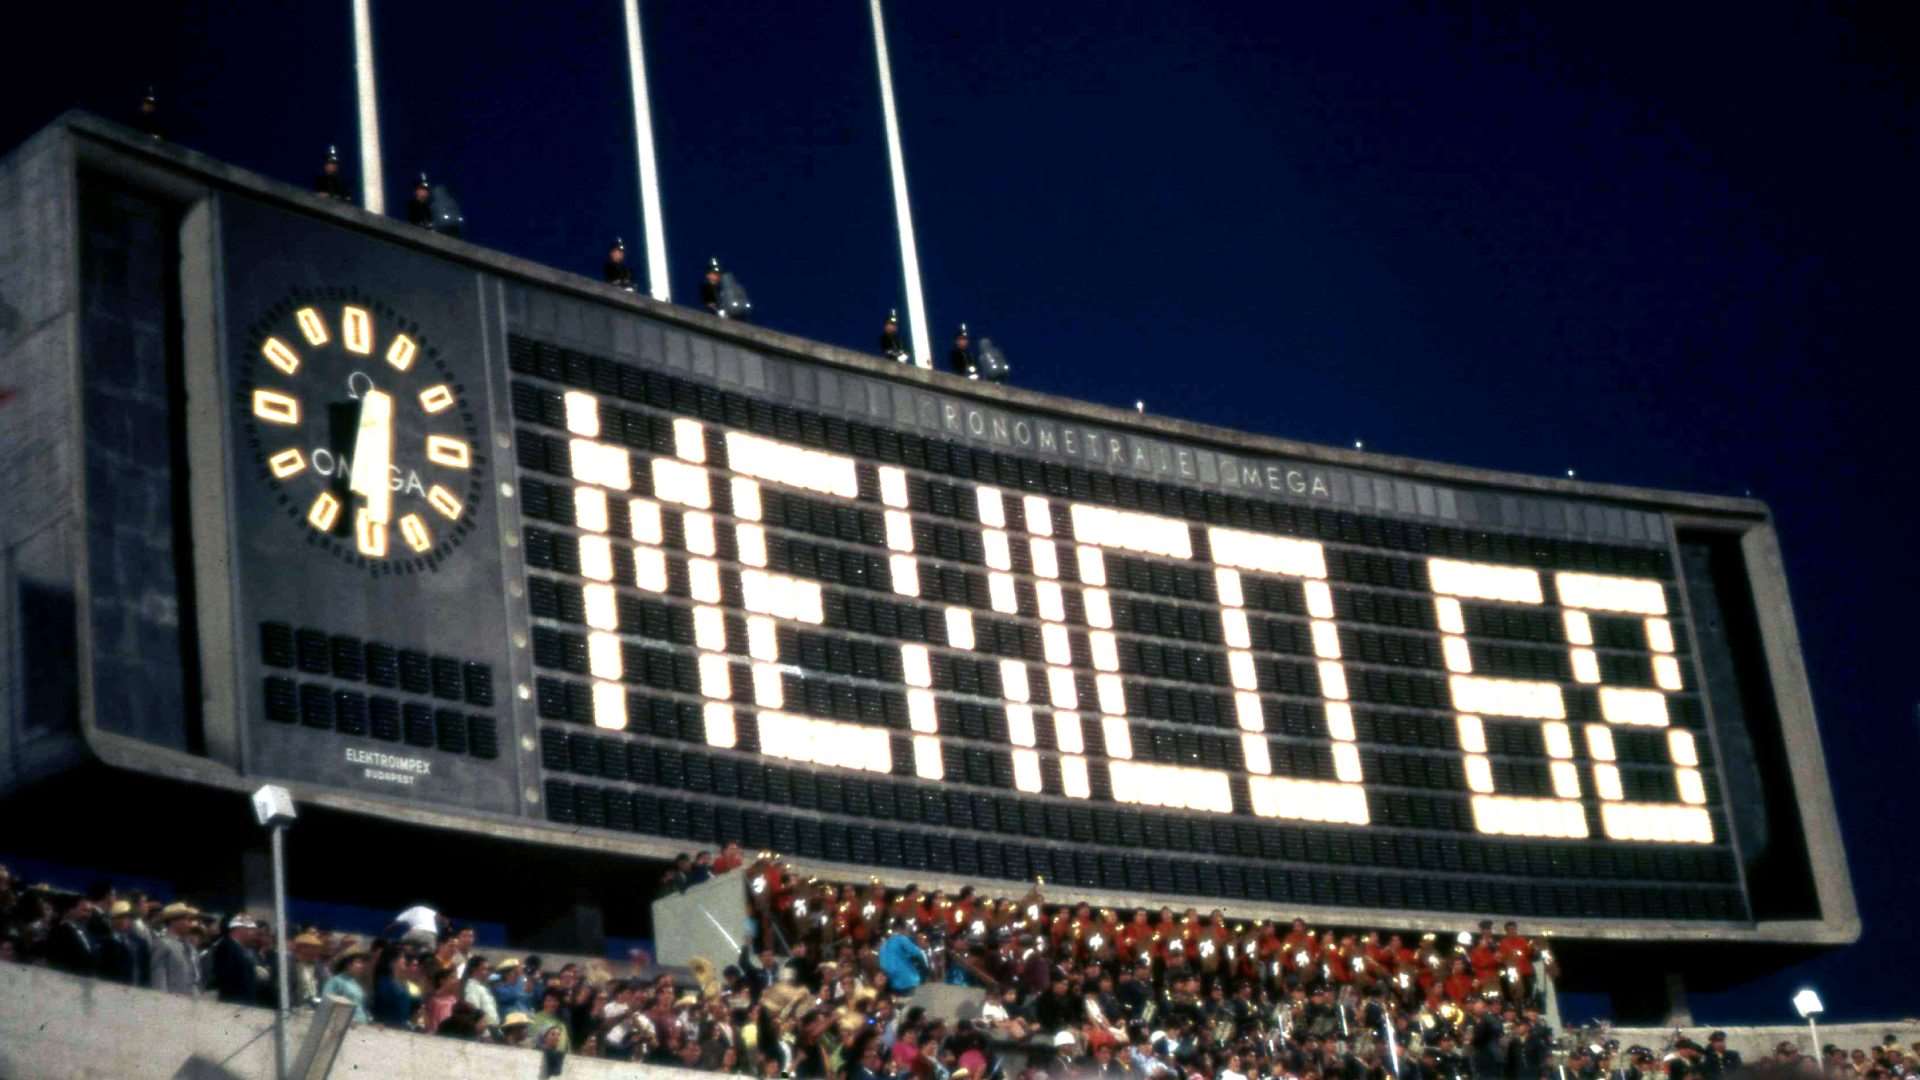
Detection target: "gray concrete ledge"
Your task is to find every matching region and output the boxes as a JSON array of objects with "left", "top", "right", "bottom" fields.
[{"left": 0, "top": 961, "right": 686, "bottom": 1079}]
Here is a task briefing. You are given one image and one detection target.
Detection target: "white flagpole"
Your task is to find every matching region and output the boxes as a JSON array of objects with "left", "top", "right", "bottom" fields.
[
  {"left": 350, "top": 0, "right": 386, "bottom": 214},
  {"left": 869, "top": 0, "right": 932, "bottom": 369},
  {"left": 623, "top": 0, "right": 672, "bottom": 303}
]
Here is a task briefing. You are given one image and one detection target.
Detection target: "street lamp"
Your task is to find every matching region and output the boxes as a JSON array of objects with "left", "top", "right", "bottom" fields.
[
  {"left": 1792, "top": 988, "right": 1824, "bottom": 1059},
  {"left": 251, "top": 785, "right": 298, "bottom": 1080}
]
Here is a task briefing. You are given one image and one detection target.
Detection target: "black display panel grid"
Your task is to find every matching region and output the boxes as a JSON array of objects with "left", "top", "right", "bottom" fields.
[{"left": 504, "top": 334, "right": 1746, "bottom": 921}]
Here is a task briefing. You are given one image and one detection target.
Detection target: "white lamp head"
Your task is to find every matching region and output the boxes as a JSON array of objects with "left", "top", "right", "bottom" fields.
[
  {"left": 1792, "top": 989, "right": 1824, "bottom": 1018},
  {"left": 251, "top": 784, "right": 297, "bottom": 828}
]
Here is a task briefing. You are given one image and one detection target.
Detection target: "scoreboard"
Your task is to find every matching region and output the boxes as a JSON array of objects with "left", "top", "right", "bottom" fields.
[{"left": 117, "top": 171, "right": 1840, "bottom": 938}]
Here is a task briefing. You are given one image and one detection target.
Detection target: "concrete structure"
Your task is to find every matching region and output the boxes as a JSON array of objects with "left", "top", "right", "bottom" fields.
[
  {"left": 0, "top": 962, "right": 665, "bottom": 1079},
  {"left": 652, "top": 872, "right": 752, "bottom": 970},
  {"left": 0, "top": 113, "right": 1859, "bottom": 1018}
]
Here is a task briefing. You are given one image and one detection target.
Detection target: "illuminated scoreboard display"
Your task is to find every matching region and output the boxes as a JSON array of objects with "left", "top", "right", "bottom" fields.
[
  {"left": 174, "top": 187, "right": 1834, "bottom": 935},
  {"left": 495, "top": 364, "right": 1742, "bottom": 922}
]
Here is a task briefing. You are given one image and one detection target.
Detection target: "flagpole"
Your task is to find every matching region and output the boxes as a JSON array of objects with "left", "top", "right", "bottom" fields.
[
  {"left": 350, "top": 0, "right": 386, "bottom": 215},
  {"left": 869, "top": 0, "right": 933, "bottom": 369},
  {"left": 622, "top": 0, "right": 672, "bottom": 303}
]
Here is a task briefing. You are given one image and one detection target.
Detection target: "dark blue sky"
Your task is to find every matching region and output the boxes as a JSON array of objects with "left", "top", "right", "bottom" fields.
[{"left": 5, "top": 1, "right": 1915, "bottom": 1023}]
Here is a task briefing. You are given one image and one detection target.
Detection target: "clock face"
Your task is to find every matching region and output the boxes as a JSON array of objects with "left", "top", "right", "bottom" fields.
[{"left": 237, "top": 290, "right": 486, "bottom": 573}]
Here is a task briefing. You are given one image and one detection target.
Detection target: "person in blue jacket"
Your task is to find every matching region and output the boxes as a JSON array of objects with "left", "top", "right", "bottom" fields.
[
  {"left": 877, "top": 926, "right": 933, "bottom": 995},
  {"left": 490, "top": 955, "right": 533, "bottom": 1017},
  {"left": 371, "top": 944, "right": 421, "bottom": 1028}
]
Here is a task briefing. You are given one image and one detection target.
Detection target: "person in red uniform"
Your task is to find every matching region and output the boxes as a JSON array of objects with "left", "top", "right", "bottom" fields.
[
  {"left": 1443, "top": 957, "right": 1476, "bottom": 1003},
  {"left": 1467, "top": 932, "right": 1501, "bottom": 989},
  {"left": 1321, "top": 934, "right": 1350, "bottom": 986},
  {"left": 947, "top": 887, "right": 976, "bottom": 936},
  {"left": 710, "top": 842, "right": 744, "bottom": 875},
  {"left": 1093, "top": 910, "right": 1121, "bottom": 963},
  {"left": 1282, "top": 918, "right": 1315, "bottom": 958},
  {"left": 1255, "top": 922, "right": 1284, "bottom": 969},
  {"left": 1152, "top": 908, "right": 1180, "bottom": 962},
  {"left": 1390, "top": 934, "right": 1420, "bottom": 971},
  {"left": 1122, "top": 910, "right": 1155, "bottom": 960},
  {"left": 1315, "top": 931, "right": 1343, "bottom": 985},
  {"left": 1415, "top": 934, "right": 1445, "bottom": 995},
  {"left": 1497, "top": 921, "right": 1537, "bottom": 1001}
]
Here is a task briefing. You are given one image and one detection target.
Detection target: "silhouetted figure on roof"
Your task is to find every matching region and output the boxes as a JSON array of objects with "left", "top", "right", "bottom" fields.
[
  {"left": 880, "top": 310, "right": 908, "bottom": 363},
  {"left": 407, "top": 174, "right": 434, "bottom": 227},
  {"left": 702, "top": 258, "right": 752, "bottom": 320},
  {"left": 315, "top": 146, "right": 349, "bottom": 202},
  {"left": 948, "top": 324, "right": 974, "bottom": 378},
  {"left": 137, "top": 88, "right": 162, "bottom": 141},
  {"left": 604, "top": 238, "right": 635, "bottom": 291},
  {"left": 399, "top": 174, "right": 463, "bottom": 236}
]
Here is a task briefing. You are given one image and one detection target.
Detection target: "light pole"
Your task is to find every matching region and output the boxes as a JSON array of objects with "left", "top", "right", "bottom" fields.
[
  {"left": 869, "top": 0, "right": 933, "bottom": 369},
  {"left": 620, "top": 0, "right": 671, "bottom": 302},
  {"left": 1793, "top": 988, "right": 1824, "bottom": 1060},
  {"left": 349, "top": 0, "right": 385, "bottom": 214},
  {"left": 252, "top": 785, "right": 298, "bottom": 1080}
]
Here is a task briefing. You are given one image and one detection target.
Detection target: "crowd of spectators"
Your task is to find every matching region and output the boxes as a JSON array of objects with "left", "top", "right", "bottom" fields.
[{"left": 2, "top": 859, "right": 1912, "bottom": 1080}]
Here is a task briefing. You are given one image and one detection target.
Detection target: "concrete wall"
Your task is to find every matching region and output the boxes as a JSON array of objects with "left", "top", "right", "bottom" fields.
[
  {"left": 0, "top": 115, "right": 86, "bottom": 792},
  {"left": 74, "top": 172, "right": 196, "bottom": 751},
  {"left": 651, "top": 872, "right": 751, "bottom": 970},
  {"left": 0, "top": 962, "right": 674, "bottom": 1080}
]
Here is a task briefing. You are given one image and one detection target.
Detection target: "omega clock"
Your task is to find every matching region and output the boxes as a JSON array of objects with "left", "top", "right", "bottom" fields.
[{"left": 238, "top": 292, "right": 485, "bottom": 573}]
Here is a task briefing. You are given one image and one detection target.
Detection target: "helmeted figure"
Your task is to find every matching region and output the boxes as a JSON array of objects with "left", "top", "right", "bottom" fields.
[
  {"left": 315, "top": 146, "right": 349, "bottom": 202},
  {"left": 701, "top": 257, "right": 725, "bottom": 314},
  {"left": 701, "top": 258, "right": 752, "bottom": 320},
  {"left": 137, "top": 87, "right": 162, "bottom": 141},
  {"left": 1699, "top": 1033, "right": 1742, "bottom": 1080},
  {"left": 407, "top": 173, "right": 434, "bottom": 227},
  {"left": 948, "top": 324, "right": 975, "bottom": 378},
  {"left": 405, "top": 173, "right": 463, "bottom": 236},
  {"left": 880, "top": 309, "right": 908, "bottom": 363},
  {"left": 604, "top": 238, "right": 635, "bottom": 291}
]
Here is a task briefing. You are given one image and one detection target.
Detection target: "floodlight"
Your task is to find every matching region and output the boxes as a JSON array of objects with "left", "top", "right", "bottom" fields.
[{"left": 251, "top": 784, "right": 297, "bottom": 829}]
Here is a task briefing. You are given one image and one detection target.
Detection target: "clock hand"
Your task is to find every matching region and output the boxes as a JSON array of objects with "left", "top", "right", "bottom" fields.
[{"left": 348, "top": 388, "right": 394, "bottom": 525}]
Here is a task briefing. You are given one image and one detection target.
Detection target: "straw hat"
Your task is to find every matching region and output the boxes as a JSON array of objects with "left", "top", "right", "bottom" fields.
[{"left": 158, "top": 902, "right": 200, "bottom": 923}]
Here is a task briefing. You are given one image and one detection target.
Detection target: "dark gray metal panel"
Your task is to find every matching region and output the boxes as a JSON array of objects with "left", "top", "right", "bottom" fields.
[
  {"left": 210, "top": 193, "right": 517, "bottom": 813},
  {"left": 78, "top": 176, "right": 193, "bottom": 751},
  {"left": 0, "top": 125, "right": 88, "bottom": 792}
]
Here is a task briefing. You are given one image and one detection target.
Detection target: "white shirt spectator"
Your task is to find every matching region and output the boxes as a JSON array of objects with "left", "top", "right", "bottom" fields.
[{"left": 394, "top": 905, "right": 439, "bottom": 934}]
